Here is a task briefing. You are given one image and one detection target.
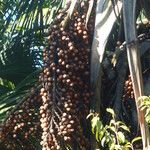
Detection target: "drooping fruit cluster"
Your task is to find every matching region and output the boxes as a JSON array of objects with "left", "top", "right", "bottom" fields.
[
  {"left": 124, "top": 75, "right": 134, "bottom": 100},
  {"left": 0, "top": 1, "right": 95, "bottom": 149},
  {"left": 38, "top": 1, "right": 95, "bottom": 149},
  {"left": 0, "top": 87, "right": 42, "bottom": 149}
]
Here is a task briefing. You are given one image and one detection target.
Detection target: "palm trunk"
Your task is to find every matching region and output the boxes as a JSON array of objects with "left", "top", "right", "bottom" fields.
[{"left": 123, "top": 0, "right": 150, "bottom": 149}]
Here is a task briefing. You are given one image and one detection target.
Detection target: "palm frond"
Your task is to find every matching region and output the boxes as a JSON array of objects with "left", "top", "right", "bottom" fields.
[
  {"left": 0, "top": 69, "right": 41, "bottom": 122},
  {"left": 0, "top": 0, "right": 64, "bottom": 71}
]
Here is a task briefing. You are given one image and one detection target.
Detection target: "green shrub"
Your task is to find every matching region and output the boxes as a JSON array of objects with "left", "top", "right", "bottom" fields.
[
  {"left": 139, "top": 96, "right": 150, "bottom": 124},
  {"left": 87, "top": 108, "right": 141, "bottom": 150}
]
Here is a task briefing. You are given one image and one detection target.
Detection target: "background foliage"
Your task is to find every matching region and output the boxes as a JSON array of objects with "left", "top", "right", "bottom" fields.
[{"left": 0, "top": 0, "right": 65, "bottom": 122}]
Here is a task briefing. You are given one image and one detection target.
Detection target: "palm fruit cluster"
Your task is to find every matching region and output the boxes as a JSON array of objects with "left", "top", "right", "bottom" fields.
[
  {"left": 38, "top": 1, "right": 95, "bottom": 149},
  {"left": 123, "top": 75, "right": 134, "bottom": 100},
  {"left": 0, "top": 87, "right": 42, "bottom": 149},
  {"left": 0, "top": 1, "right": 95, "bottom": 149}
]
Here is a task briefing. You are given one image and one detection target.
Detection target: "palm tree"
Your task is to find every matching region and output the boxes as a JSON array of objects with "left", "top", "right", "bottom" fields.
[{"left": 0, "top": 0, "right": 150, "bottom": 149}]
